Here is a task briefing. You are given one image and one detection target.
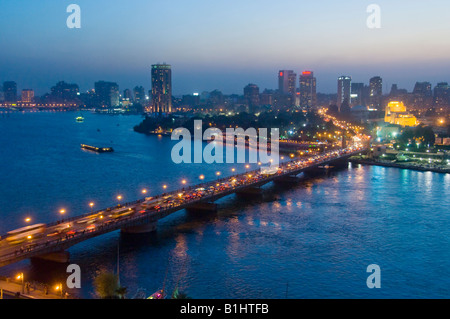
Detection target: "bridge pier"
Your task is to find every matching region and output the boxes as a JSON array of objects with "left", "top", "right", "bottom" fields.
[
  {"left": 121, "top": 221, "right": 157, "bottom": 234},
  {"left": 236, "top": 187, "right": 263, "bottom": 197},
  {"left": 186, "top": 202, "right": 218, "bottom": 213},
  {"left": 274, "top": 174, "right": 302, "bottom": 184},
  {"left": 31, "top": 250, "right": 70, "bottom": 264}
]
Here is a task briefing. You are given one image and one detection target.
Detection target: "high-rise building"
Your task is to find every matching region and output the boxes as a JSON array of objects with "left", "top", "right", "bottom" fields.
[
  {"left": 299, "top": 71, "right": 316, "bottom": 108},
  {"left": 260, "top": 89, "right": 274, "bottom": 106},
  {"left": 433, "top": 82, "right": 450, "bottom": 108},
  {"left": 278, "top": 70, "right": 296, "bottom": 95},
  {"left": 133, "top": 86, "right": 146, "bottom": 104},
  {"left": 21, "top": 89, "right": 34, "bottom": 103},
  {"left": 351, "top": 83, "right": 365, "bottom": 106},
  {"left": 151, "top": 64, "right": 172, "bottom": 114},
  {"left": 123, "top": 89, "right": 133, "bottom": 101},
  {"left": 243, "top": 83, "right": 260, "bottom": 113},
  {"left": 337, "top": 76, "right": 351, "bottom": 111},
  {"left": 369, "top": 76, "right": 383, "bottom": 109},
  {"left": 3, "top": 81, "right": 17, "bottom": 103},
  {"left": 95, "top": 81, "right": 119, "bottom": 108},
  {"left": 412, "top": 81, "right": 433, "bottom": 108},
  {"left": 50, "top": 81, "right": 80, "bottom": 102}
]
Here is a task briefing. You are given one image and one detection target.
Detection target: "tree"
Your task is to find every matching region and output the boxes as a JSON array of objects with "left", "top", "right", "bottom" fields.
[
  {"left": 93, "top": 271, "right": 120, "bottom": 299},
  {"left": 116, "top": 286, "right": 128, "bottom": 299}
]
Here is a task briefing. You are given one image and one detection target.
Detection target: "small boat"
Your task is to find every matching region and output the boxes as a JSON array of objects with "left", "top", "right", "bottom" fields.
[
  {"left": 81, "top": 144, "right": 114, "bottom": 153},
  {"left": 147, "top": 290, "right": 166, "bottom": 299},
  {"left": 76, "top": 116, "right": 84, "bottom": 123}
]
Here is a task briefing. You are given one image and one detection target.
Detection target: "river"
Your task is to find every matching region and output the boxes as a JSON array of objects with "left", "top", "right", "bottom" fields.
[{"left": 0, "top": 110, "right": 449, "bottom": 298}]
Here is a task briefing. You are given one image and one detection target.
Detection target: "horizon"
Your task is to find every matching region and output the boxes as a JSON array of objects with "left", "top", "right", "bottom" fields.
[{"left": 1, "top": 0, "right": 450, "bottom": 95}]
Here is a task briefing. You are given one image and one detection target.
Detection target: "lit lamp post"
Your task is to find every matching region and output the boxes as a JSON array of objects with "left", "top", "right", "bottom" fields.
[
  {"left": 24, "top": 217, "right": 31, "bottom": 223},
  {"left": 59, "top": 209, "right": 66, "bottom": 221},
  {"left": 17, "top": 273, "right": 24, "bottom": 294},
  {"left": 89, "top": 202, "right": 94, "bottom": 214},
  {"left": 117, "top": 195, "right": 122, "bottom": 207},
  {"left": 55, "top": 283, "right": 63, "bottom": 297},
  {"left": 141, "top": 189, "right": 148, "bottom": 195}
]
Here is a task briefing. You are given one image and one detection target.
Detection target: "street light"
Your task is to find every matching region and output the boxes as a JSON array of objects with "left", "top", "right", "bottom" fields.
[
  {"left": 199, "top": 175, "right": 205, "bottom": 180},
  {"left": 59, "top": 209, "right": 66, "bottom": 221},
  {"left": 55, "top": 283, "right": 63, "bottom": 297},
  {"left": 141, "top": 189, "right": 148, "bottom": 195},
  {"left": 24, "top": 217, "right": 31, "bottom": 223},
  {"left": 16, "top": 273, "right": 24, "bottom": 294},
  {"left": 89, "top": 202, "right": 94, "bottom": 213},
  {"left": 117, "top": 195, "right": 122, "bottom": 206}
]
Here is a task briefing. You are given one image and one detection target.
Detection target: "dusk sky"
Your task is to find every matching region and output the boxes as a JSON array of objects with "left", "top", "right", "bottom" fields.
[{"left": 1, "top": 0, "right": 450, "bottom": 95}]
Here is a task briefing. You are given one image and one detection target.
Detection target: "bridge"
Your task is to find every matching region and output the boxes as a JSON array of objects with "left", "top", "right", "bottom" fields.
[{"left": 0, "top": 145, "right": 367, "bottom": 268}]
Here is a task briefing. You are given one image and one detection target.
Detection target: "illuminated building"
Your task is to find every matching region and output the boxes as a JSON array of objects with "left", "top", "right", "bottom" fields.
[
  {"left": 433, "top": 82, "right": 449, "bottom": 107},
  {"left": 299, "top": 71, "right": 316, "bottom": 108},
  {"left": 278, "top": 70, "right": 296, "bottom": 95},
  {"left": 243, "top": 83, "right": 260, "bottom": 113},
  {"left": 123, "top": 89, "right": 133, "bottom": 101},
  {"left": 95, "top": 81, "right": 120, "bottom": 107},
  {"left": 151, "top": 64, "right": 172, "bottom": 114},
  {"left": 384, "top": 101, "right": 417, "bottom": 127},
  {"left": 3, "top": 81, "right": 17, "bottom": 103},
  {"left": 21, "top": 89, "right": 34, "bottom": 103},
  {"left": 134, "top": 86, "right": 146, "bottom": 104},
  {"left": 412, "top": 81, "right": 432, "bottom": 108},
  {"left": 369, "top": 76, "right": 382, "bottom": 109},
  {"left": 337, "top": 76, "right": 351, "bottom": 111}
]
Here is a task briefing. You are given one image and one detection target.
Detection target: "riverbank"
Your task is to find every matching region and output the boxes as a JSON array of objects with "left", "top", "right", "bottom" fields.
[
  {"left": 349, "top": 157, "right": 450, "bottom": 174},
  {"left": 0, "top": 277, "right": 72, "bottom": 299}
]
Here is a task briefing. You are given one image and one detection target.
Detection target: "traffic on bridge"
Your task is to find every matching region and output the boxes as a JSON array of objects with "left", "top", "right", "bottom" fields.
[{"left": 0, "top": 143, "right": 367, "bottom": 267}]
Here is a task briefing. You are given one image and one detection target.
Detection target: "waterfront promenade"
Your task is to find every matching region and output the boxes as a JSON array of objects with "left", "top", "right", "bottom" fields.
[
  {"left": 350, "top": 158, "right": 450, "bottom": 174},
  {"left": 0, "top": 277, "right": 68, "bottom": 299}
]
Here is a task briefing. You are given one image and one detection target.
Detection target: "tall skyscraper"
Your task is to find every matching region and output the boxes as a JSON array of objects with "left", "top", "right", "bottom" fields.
[
  {"left": 351, "top": 82, "right": 365, "bottom": 106},
  {"left": 123, "top": 89, "right": 133, "bottom": 101},
  {"left": 337, "top": 76, "right": 351, "bottom": 111},
  {"left": 133, "top": 86, "right": 146, "bottom": 104},
  {"left": 433, "top": 82, "right": 450, "bottom": 108},
  {"left": 3, "top": 81, "right": 17, "bottom": 103},
  {"left": 278, "top": 70, "right": 296, "bottom": 95},
  {"left": 151, "top": 64, "right": 172, "bottom": 114},
  {"left": 299, "top": 71, "right": 317, "bottom": 108},
  {"left": 21, "top": 89, "right": 34, "bottom": 103},
  {"left": 243, "top": 83, "right": 260, "bottom": 113},
  {"left": 50, "top": 81, "right": 80, "bottom": 103},
  {"left": 95, "top": 81, "right": 119, "bottom": 107},
  {"left": 413, "top": 81, "right": 433, "bottom": 108},
  {"left": 369, "top": 76, "right": 383, "bottom": 109}
]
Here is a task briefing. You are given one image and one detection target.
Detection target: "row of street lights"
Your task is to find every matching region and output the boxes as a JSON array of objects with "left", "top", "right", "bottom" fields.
[{"left": 22, "top": 161, "right": 295, "bottom": 225}]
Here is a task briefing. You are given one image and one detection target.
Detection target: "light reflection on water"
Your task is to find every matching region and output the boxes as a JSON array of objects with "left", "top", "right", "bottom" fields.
[{"left": 0, "top": 112, "right": 449, "bottom": 298}]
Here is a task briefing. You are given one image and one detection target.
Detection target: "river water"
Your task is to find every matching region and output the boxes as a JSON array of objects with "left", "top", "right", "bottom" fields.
[{"left": 0, "top": 111, "right": 449, "bottom": 299}]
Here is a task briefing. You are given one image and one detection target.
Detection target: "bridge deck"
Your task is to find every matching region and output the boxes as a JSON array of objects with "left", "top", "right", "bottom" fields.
[{"left": 0, "top": 147, "right": 366, "bottom": 267}]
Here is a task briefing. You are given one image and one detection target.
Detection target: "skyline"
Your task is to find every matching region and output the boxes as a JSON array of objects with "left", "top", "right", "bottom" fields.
[{"left": 1, "top": 0, "right": 450, "bottom": 95}]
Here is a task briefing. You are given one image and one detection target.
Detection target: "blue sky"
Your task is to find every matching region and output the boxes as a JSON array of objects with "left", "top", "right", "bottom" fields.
[{"left": 1, "top": 0, "right": 450, "bottom": 95}]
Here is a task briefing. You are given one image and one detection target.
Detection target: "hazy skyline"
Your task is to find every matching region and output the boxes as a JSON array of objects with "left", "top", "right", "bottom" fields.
[{"left": 1, "top": 0, "right": 450, "bottom": 95}]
